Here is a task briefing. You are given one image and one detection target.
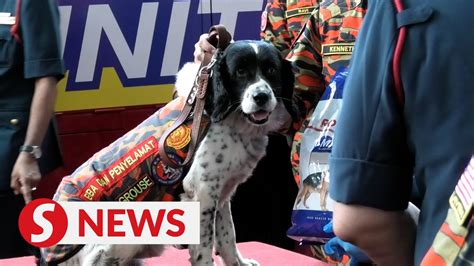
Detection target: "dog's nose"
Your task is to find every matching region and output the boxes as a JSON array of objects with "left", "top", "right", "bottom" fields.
[{"left": 252, "top": 92, "right": 269, "bottom": 106}]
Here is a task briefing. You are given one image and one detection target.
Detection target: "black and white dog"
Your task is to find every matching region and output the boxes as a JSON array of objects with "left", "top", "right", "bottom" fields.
[
  {"left": 60, "top": 40, "right": 295, "bottom": 266},
  {"left": 179, "top": 40, "right": 295, "bottom": 266}
]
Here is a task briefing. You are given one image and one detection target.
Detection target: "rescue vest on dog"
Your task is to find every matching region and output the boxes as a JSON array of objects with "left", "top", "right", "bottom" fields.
[{"left": 42, "top": 96, "right": 201, "bottom": 263}]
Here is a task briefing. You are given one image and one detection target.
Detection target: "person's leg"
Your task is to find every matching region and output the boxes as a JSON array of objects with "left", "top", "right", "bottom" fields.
[
  {"left": 0, "top": 191, "right": 37, "bottom": 259},
  {"left": 231, "top": 135, "right": 297, "bottom": 250}
]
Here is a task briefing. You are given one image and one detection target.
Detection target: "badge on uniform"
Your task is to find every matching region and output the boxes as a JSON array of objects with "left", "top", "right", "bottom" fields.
[
  {"left": 321, "top": 43, "right": 355, "bottom": 56},
  {"left": 449, "top": 156, "right": 474, "bottom": 226},
  {"left": 151, "top": 154, "right": 184, "bottom": 186},
  {"left": 285, "top": 7, "right": 315, "bottom": 19},
  {"left": 0, "top": 12, "right": 15, "bottom": 25}
]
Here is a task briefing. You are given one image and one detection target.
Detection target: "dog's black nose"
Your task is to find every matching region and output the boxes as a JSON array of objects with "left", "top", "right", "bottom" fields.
[{"left": 252, "top": 92, "right": 269, "bottom": 106}]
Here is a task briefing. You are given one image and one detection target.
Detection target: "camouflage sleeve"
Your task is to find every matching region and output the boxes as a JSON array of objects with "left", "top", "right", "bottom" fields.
[
  {"left": 260, "top": 0, "right": 292, "bottom": 57},
  {"left": 286, "top": 9, "right": 325, "bottom": 130}
]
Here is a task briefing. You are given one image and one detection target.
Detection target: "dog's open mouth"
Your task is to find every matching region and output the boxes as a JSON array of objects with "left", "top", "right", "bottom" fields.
[{"left": 245, "top": 110, "right": 271, "bottom": 124}]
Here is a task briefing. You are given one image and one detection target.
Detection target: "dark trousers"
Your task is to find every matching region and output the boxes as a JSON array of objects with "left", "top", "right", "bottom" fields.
[
  {"left": 231, "top": 134, "right": 298, "bottom": 250},
  {"left": 0, "top": 191, "right": 39, "bottom": 259}
]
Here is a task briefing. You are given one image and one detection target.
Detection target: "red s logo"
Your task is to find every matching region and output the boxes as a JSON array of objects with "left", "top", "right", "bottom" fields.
[{"left": 18, "top": 198, "right": 68, "bottom": 247}]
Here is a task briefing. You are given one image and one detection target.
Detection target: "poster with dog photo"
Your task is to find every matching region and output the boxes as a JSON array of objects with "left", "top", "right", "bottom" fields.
[{"left": 287, "top": 68, "right": 348, "bottom": 243}]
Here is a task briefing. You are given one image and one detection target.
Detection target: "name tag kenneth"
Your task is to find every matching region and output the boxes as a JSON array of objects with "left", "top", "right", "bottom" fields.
[{"left": 322, "top": 43, "right": 355, "bottom": 56}]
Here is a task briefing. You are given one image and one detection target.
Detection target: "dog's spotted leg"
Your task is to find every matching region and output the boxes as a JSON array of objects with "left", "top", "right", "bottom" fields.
[
  {"left": 188, "top": 192, "right": 218, "bottom": 266},
  {"left": 215, "top": 201, "right": 259, "bottom": 266}
]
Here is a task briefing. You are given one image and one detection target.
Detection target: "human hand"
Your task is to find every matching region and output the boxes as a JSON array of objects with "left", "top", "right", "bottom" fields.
[
  {"left": 323, "top": 221, "right": 372, "bottom": 266},
  {"left": 10, "top": 153, "right": 41, "bottom": 203},
  {"left": 193, "top": 33, "right": 216, "bottom": 64}
]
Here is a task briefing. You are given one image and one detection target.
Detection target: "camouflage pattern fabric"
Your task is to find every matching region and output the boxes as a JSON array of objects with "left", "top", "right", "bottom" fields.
[
  {"left": 261, "top": 0, "right": 319, "bottom": 57},
  {"left": 421, "top": 157, "right": 474, "bottom": 266},
  {"left": 287, "top": 0, "right": 367, "bottom": 185},
  {"left": 421, "top": 210, "right": 474, "bottom": 266},
  {"left": 41, "top": 96, "right": 198, "bottom": 263}
]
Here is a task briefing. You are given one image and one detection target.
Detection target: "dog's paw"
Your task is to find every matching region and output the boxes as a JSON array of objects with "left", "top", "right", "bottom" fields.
[{"left": 239, "top": 258, "right": 260, "bottom": 266}]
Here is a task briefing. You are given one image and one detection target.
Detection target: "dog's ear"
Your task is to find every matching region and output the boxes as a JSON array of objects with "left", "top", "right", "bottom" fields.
[
  {"left": 281, "top": 59, "right": 297, "bottom": 121},
  {"left": 205, "top": 52, "right": 232, "bottom": 122}
]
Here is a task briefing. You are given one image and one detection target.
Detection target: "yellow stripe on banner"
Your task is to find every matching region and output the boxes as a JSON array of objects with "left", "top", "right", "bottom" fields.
[{"left": 55, "top": 67, "right": 174, "bottom": 112}]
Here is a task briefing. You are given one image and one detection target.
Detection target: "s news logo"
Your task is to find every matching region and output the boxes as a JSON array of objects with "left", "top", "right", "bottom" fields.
[
  {"left": 19, "top": 199, "right": 199, "bottom": 248},
  {"left": 19, "top": 199, "right": 68, "bottom": 248}
]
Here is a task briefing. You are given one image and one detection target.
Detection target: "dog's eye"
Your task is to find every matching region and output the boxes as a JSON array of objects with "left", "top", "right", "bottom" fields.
[
  {"left": 236, "top": 68, "right": 247, "bottom": 76},
  {"left": 266, "top": 67, "right": 276, "bottom": 75}
]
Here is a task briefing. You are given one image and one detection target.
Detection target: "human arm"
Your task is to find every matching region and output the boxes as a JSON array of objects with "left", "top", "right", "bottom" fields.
[
  {"left": 328, "top": 1, "right": 416, "bottom": 264},
  {"left": 322, "top": 220, "right": 371, "bottom": 266},
  {"left": 260, "top": 0, "right": 292, "bottom": 57},
  {"left": 323, "top": 202, "right": 419, "bottom": 265},
  {"left": 285, "top": 10, "right": 325, "bottom": 131},
  {"left": 11, "top": 77, "right": 57, "bottom": 203},
  {"left": 332, "top": 203, "right": 416, "bottom": 266},
  {"left": 9, "top": 0, "right": 64, "bottom": 203}
]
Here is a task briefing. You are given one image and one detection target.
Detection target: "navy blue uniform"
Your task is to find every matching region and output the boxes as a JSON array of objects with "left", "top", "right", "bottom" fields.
[
  {"left": 0, "top": 0, "right": 64, "bottom": 258},
  {"left": 0, "top": 0, "right": 64, "bottom": 190},
  {"left": 329, "top": 0, "right": 474, "bottom": 264}
]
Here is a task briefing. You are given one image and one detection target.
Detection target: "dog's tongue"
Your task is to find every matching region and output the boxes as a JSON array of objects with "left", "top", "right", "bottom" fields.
[{"left": 251, "top": 111, "right": 270, "bottom": 122}]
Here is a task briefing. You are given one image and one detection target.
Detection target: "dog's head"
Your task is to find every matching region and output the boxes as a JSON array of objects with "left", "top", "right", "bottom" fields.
[
  {"left": 304, "top": 172, "right": 323, "bottom": 188},
  {"left": 205, "top": 40, "right": 295, "bottom": 129}
]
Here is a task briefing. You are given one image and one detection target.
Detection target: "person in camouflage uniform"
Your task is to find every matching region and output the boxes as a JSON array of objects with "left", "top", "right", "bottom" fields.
[
  {"left": 261, "top": 1, "right": 369, "bottom": 265},
  {"left": 261, "top": 0, "right": 319, "bottom": 57},
  {"left": 262, "top": 0, "right": 366, "bottom": 188}
]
